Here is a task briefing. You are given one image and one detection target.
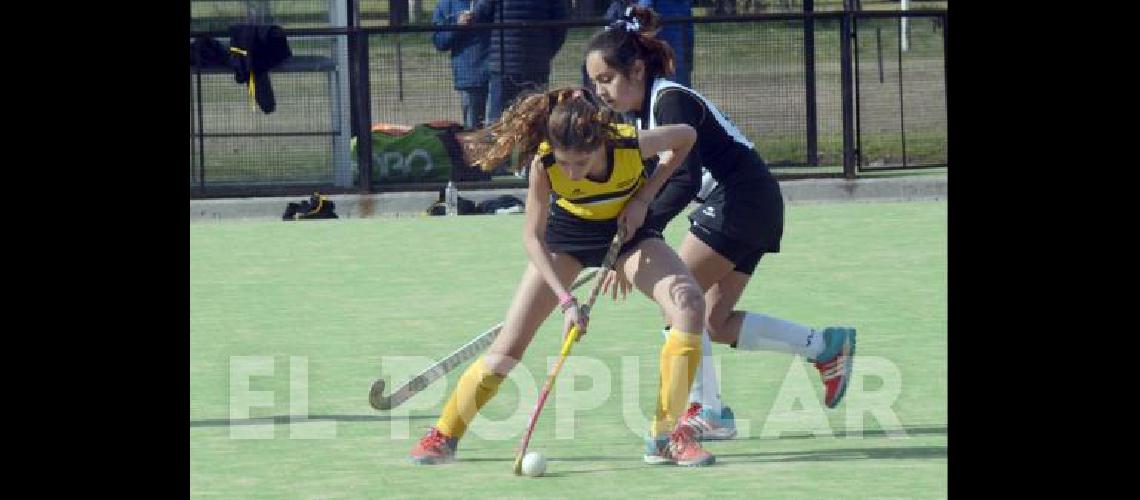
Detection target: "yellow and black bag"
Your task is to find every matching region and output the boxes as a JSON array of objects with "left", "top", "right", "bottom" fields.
[{"left": 282, "top": 193, "right": 338, "bottom": 220}]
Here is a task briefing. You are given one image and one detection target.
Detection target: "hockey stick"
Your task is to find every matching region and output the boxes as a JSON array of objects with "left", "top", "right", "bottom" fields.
[
  {"left": 512, "top": 227, "right": 626, "bottom": 475},
  {"left": 369, "top": 267, "right": 601, "bottom": 411}
]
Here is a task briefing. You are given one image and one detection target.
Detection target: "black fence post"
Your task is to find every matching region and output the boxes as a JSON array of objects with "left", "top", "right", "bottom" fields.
[
  {"left": 347, "top": 0, "right": 357, "bottom": 137},
  {"left": 804, "top": 0, "right": 818, "bottom": 166},
  {"left": 851, "top": 2, "right": 863, "bottom": 175},
  {"left": 390, "top": 0, "right": 407, "bottom": 25},
  {"left": 840, "top": 4, "right": 856, "bottom": 179},
  {"left": 352, "top": 0, "right": 373, "bottom": 192},
  {"left": 876, "top": 27, "right": 883, "bottom": 83},
  {"left": 391, "top": 0, "right": 405, "bottom": 102},
  {"left": 942, "top": 13, "right": 949, "bottom": 169},
  {"left": 194, "top": 44, "right": 206, "bottom": 192}
]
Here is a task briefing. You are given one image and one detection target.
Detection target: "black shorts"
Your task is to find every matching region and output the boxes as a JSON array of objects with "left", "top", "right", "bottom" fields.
[
  {"left": 688, "top": 175, "right": 784, "bottom": 255},
  {"left": 545, "top": 209, "right": 662, "bottom": 268},
  {"left": 689, "top": 221, "right": 765, "bottom": 275}
]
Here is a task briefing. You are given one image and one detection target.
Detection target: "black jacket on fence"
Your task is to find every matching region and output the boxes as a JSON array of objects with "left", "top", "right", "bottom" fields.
[
  {"left": 228, "top": 24, "right": 292, "bottom": 114},
  {"left": 471, "top": 0, "right": 569, "bottom": 80}
]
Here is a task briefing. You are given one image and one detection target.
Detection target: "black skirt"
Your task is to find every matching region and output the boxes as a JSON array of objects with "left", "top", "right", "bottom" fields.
[
  {"left": 545, "top": 204, "right": 663, "bottom": 268},
  {"left": 688, "top": 173, "right": 784, "bottom": 254}
]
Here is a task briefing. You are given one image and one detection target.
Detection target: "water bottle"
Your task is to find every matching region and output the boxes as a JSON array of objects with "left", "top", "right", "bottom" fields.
[{"left": 445, "top": 180, "right": 458, "bottom": 216}]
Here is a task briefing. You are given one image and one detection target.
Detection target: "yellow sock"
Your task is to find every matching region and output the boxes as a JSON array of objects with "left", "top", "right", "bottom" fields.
[
  {"left": 652, "top": 328, "right": 703, "bottom": 436},
  {"left": 435, "top": 358, "right": 505, "bottom": 439}
]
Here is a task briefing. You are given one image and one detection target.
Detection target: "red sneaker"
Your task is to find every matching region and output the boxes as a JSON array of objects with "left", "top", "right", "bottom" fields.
[
  {"left": 811, "top": 327, "right": 857, "bottom": 408},
  {"left": 666, "top": 423, "right": 716, "bottom": 467},
  {"left": 409, "top": 427, "right": 458, "bottom": 465}
]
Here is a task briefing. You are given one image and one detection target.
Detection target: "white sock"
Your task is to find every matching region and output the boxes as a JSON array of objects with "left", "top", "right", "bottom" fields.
[
  {"left": 735, "top": 312, "right": 823, "bottom": 359},
  {"left": 661, "top": 327, "right": 723, "bottom": 413},
  {"left": 689, "top": 329, "right": 723, "bottom": 413}
]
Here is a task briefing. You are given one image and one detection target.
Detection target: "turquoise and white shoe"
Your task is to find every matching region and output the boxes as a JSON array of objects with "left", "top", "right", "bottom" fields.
[
  {"left": 680, "top": 403, "right": 737, "bottom": 441},
  {"left": 808, "top": 327, "right": 857, "bottom": 408}
]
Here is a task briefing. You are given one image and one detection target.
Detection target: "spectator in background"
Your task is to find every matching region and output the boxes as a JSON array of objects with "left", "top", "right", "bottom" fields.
[
  {"left": 471, "top": 0, "right": 571, "bottom": 123},
  {"left": 432, "top": 0, "right": 491, "bottom": 130}
]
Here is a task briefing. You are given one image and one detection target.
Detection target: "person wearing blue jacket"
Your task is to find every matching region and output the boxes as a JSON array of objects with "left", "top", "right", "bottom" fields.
[
  {"left": 471, "top": 0, "right": 570, "bottom": 123},
  {"left": 432, "top": 0, "right": 491, "bottom": 129}
]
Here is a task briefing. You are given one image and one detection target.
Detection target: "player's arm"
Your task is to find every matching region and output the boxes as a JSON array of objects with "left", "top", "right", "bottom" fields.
[
  {"left": 656, "top": 90, "right": 723, "bottom": 204},
  {"left": 521, "top": 155, "right": 566, "bottom": 298},
  {"left": 523, "top": 156, "right": 588, "bottom": 332},
  {"left": 630, "top": 90, "right": 707, "bottom": 251},
  {"left": 612, "top": 124, "right": 695, "bottom": 241},
  {"left": 633, "top": 124, "right": 697, "bottom": 204},
  {"left": 652, "top": 87, "right": 706, "bottom": 186}
]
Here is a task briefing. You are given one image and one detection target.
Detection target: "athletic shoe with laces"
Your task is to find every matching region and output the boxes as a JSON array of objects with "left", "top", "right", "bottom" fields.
[
  {"left": 809, "top": 327, "right": 857, "bottom": 408},
  {"left": 680, "top": 402, "right": 737, "bottom": 440},
  {"left": 409, "top": 427, "right": 458, "bottom": 465},
  {"left": 643, "top": 422, "right": 716, "bottom": 467}
]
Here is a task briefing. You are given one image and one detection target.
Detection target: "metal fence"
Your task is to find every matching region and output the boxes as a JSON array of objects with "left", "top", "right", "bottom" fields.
[{"left": 190, "top": 0, "right": 947, "bottom": 198}]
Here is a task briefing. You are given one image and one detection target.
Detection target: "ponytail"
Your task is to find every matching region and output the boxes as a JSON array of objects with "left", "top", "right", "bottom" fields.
[{"left": 475, "top": 87, "right": 622, "bottom": 172}]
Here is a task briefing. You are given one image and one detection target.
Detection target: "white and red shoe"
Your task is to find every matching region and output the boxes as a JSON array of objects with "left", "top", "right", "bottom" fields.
[
  {"left": 643, "top": 422, "right": 716, "bottom": 467},
  {"left": 680, "top": 402, "right": 738, "bottom": 441},
  {"left": 810, "top": 327, "right": 857, "bottom": 408}
]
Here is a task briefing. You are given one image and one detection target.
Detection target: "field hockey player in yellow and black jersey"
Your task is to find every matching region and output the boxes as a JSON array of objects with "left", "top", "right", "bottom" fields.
[{"left": 409, "top": 86, "right": 716, "bottom": 467}]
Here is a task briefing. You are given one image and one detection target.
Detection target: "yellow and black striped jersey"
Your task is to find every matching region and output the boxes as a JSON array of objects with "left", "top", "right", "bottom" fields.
[{"left": 537, "top": 123, "right": 645, "bottom": 221}]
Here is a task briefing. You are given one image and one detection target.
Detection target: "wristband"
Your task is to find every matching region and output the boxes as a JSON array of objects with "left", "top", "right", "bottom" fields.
[
  {"left": 557, "top": 291, "right": 574, "bottom": 306},
  {"left": 559, "top": 294, "right": 578, "bottom": 313}
]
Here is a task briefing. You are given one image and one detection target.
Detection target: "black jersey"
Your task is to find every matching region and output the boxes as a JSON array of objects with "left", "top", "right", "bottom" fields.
[
  {"left": 637, "top": 78, "right": 783, "bottom": 253},
  {"left": 636, "top": 78, "right": 774, "bottom": 188}
]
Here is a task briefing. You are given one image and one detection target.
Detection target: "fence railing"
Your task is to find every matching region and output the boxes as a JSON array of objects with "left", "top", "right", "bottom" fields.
[{"left": 190, "top": 1, "right": 947, "bottom": 198}]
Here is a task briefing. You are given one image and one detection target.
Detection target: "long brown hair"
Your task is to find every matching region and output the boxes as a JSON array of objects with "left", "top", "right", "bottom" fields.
[
  {"left": 585, "top": 6, "right": 675, "bottom": 81},
  {"left": 475, "top": 87, "right": 622, "bottom": 172}
]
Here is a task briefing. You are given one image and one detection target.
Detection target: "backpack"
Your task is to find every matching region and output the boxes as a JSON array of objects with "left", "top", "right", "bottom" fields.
[
  {"left": 352, "top": 121, "right": 491, "bottom": 184},
  {"left": 283, "top": 192, "right": 339, "bottom": 220},
  {"left": 425, "top": 195, "right": 477, "bottom": 216},
  {"left": 475, "top": 194, "right": 525, "bottom": 214}
]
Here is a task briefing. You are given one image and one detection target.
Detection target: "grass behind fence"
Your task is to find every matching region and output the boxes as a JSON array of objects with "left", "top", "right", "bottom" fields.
[{"left": 191, "top": 9, "right": 946, "bottom": 187}]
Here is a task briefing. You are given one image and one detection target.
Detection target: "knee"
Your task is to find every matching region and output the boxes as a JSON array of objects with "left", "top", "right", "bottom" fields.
[
  {"left": 705, "top": 320, "right": 733, "bottom": 344},
  {"left": 668, "top": 279, "right": 706, "bottom": 324},
  {"left": 704, "top": 308, "right": 733, "bottom": 344}
]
